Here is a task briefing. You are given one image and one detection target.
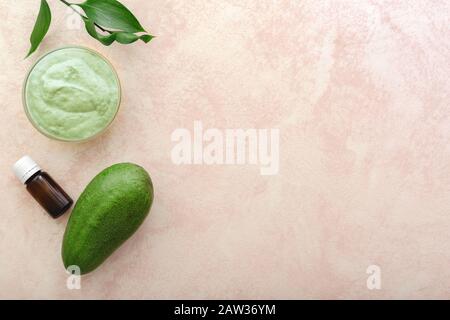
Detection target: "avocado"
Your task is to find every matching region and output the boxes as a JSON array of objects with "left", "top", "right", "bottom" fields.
[{"left": 62, "top": 163, "right": 154, "bottom": 275}]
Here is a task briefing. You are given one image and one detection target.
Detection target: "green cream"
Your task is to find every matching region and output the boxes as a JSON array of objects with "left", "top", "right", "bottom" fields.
[{"left": 24, "top": 47, "right": 120, "bottom": 141}]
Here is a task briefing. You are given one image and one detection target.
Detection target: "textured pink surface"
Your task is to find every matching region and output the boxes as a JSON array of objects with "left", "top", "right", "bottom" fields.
[{"left": 0, "top": 0, "right": 449, "bottom": 299}]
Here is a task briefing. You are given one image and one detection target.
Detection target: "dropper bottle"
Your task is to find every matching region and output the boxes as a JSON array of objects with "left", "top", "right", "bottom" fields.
[{"left": 13, "top": 156, "right": 73, "bottom": 218}]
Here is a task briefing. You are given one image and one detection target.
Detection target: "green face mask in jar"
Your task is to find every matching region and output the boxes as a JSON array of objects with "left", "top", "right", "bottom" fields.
[{"left": 23, "top": 46, "right": 121, "bottom": 142}]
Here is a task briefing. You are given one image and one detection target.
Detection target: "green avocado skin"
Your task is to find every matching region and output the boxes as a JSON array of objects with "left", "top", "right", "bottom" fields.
[{"left": 62, "top": 163, "right": 154, "bottom": 275}]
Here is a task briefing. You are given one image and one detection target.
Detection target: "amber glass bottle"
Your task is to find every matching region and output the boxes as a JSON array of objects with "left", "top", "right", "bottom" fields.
[{"left": 13, "top": 156, "right": 73, "bottom": 218}]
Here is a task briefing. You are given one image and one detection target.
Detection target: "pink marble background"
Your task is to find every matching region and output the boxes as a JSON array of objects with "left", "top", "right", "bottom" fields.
[{"left": 0, "top": 0, "right": 449, "bottom": 299}]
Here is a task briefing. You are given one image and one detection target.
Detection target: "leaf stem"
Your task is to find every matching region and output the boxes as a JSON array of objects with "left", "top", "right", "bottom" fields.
[
  {"left": 58, "top": 0, "right": 112, "bottom": 33},
  {"left": 59, "top": 0, "right": 71, "bottom": 6}
]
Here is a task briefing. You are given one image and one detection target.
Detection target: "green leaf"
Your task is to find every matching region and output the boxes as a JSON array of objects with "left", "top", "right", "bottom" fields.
[
  {"left": 83, "top": 17, "right": 116, "bottom": 45},
  {"left": 77, "top": 0, "right": 146, "bottom": 33},
  {"left": 82, "top": 17, "right": 154, "bottom": 46},
  {"left": 26, "top": 0, "right": 52, "bottom": 58},
  {"left": 115, "top": 32, "right": 154, "bottom": 44}
]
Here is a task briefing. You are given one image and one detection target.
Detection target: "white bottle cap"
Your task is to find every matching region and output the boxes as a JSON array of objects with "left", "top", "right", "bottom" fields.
[{"left": 13, "top": 156, "right": 42, "bottom": 184}]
